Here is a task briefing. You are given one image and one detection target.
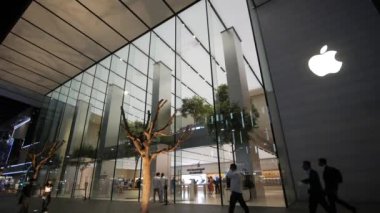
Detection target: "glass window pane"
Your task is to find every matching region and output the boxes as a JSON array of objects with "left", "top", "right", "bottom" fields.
[
  {"left": 95, "top": 65, "right": 110, "bottom": 81},
  {"left": 111, "top": 55, "right": 127, "bottom": 77}
]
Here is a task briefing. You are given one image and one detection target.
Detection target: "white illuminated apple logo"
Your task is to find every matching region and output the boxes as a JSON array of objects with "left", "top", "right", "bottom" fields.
[{"left": 308, "top": 45, "right": 342, "bottom": 77}]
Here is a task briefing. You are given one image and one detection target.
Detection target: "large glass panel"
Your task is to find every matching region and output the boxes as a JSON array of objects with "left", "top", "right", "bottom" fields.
[
  {"left": 154, "top": 18, "right": 175, "bottom": 50},
  {"left": 112, "top": 39, "right": 149, "bottom": 201},
  {"left": 210, "top": 0, "right": 262, "bottom": 83},
  {"left": 174, "top": 1, "right": 219, "bottom": 203},
  {"left": 209, "top": 0, "right": 286, "bottom": 206},
  {"left": 84, "top": 64, "right": 108, "bottom": 199},
  {"left": 32, "top": 0, "right": 289, "bottom": 206},
  {"left": 91, "top": 56, "right": 119, "bottom": 200},
  {"left": 70, "top": 71, "right": 96, "bottom": 199},
  {"left": 113, "top": 97, "right": 144, "bottom": 201},
  {"left": 56, "top": 73, "right": 88, "bottom": 198},
  {"left": 150, "top": 33, "right": 175, "bottom": 71}
]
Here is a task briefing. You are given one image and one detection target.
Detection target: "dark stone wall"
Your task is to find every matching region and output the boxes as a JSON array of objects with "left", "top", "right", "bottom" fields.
[{"left": 256, "top": 0, "right": 380, "bottom": 201}]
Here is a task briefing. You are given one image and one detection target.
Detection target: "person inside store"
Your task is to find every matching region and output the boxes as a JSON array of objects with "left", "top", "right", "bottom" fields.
[
  {"left": 208, "top": 176, "right": 214, "bottom": 195},
  {"left": 214, "top": 176, "right": 220, "bottom": 194},
  {"left": 226, "top": 163, "right": 249, "bottom": 213},
  {"left": 318, "top": 158, "right": 356, "bottom": 213},
  {"left": 41, "top": 180, "right": 53, "bottom": 212},
  {"left": 136, "top": 178, "right": 141, "bottom": 189},
  {"left": 170, "top": 177, "right": 175, "bottom": 194},
  {"left": 160, "top": 173, "right": 168, "bottom": 204},
  {"left": 301, "top": 161, "right": 331, "bottom": 213},
  {"left": 153, "top": 172, "right": 162, "bottom": 202}
]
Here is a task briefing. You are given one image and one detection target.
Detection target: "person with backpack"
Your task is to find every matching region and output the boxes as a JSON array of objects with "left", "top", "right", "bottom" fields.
[
  {"left": 301, "top": 161, "right": 331, "bottom": 213},
  {"left": 318, "top": 158, "right": 356, "bottom": 213}
]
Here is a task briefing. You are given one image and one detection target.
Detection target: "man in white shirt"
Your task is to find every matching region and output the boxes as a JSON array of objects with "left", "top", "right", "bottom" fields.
[
  {"left": 42, "top": 180, "right": 53, "bottom": 212},
  {"left": 160, "top": 173, "right": 168, "bottom": 204},
  {"left": 153, "top": 172, "right": 162, "bottom": 202},
  {"left": 226, "top": 163, "right": 249, "bottom": 213}
]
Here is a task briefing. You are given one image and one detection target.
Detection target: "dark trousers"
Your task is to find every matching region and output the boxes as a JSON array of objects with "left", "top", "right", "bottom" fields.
[
  {"left": 164, "top": 186, "right": 168, "bottom": 204},
  {"left": 326, "top": 190, "right": 355, "bottom": 213},
  {"left": 18, "top": 197, "right": 30, "bottom": 213},
  {"left": 309, "top": 193, "right": 331, "bottom": 213},
  {"left": 215, "top": 184, "right": 219, "bottom": 194},
  {"left": 229, "top": 191, "right": 249, "bottom": 213},
  {"left": 153, "top": 188, "right": 161, "bottom": 202},
  {"left": 42, "top": 194, "right": 51, "bottom": 211}
]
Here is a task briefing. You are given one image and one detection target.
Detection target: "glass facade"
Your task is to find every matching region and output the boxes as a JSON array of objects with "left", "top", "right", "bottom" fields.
[{"left": 33, "top": 0, "right": 290, "bottom": 207}]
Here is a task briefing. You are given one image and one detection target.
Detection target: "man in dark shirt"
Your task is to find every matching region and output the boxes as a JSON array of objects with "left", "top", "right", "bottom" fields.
[
  {"left": 301, "top": 161, "right": 331, "bottom": 213},
  {"left": 318, "top": 158, "right": 356, "bottom": 213},
  {"left": 18, "top": 179, "right": 34, "bottom": 213}
]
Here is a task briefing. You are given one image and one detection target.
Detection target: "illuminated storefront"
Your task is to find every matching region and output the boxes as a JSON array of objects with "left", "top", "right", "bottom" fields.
[{"left": 31, "top": 0, "right": 294, "bottom": 207}]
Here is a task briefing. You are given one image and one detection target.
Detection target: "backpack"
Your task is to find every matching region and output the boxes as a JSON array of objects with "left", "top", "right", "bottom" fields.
[{"left": 332, "top": 167, "right": 343, "bottom": 184}]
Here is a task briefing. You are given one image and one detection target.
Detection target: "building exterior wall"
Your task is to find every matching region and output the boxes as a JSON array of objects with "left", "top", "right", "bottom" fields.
[{"left": 254, "top": 0, "right": 380, "bottom": 202}]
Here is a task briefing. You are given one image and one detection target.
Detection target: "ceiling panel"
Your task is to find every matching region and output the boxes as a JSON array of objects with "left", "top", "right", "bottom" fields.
[
  {"left": 0, "top": 70, "right": 49, "bottom": 94},
  {"left": 0, "top": 0, "right": 200, "bottom": 105},
  {"left": 121, "top": 0, "right": 173, "bottom": 27},
  {"left": 2, "top": 33, "right": 80, "bottom": 77},
  {"left": 22, "top": 2, "right": 109, "bottom": 61},
  {"left": 0, "top": 80, "right": 44, "bottom": 107},
  {"left": 11, "top": 19, "right": 94, "bottom": 69},
  {"left": 37, "top": 0, "right": 127, "bottom": 51},
  {"left": 78, "top": 0, "right": 148, "bottom": 41},
  {"left": 0, "top": 59, "right": 57, "bottom": 89},
  {"left": 0, "top": 45, "right": 69, "bottom": 83},
  {"left": 164, "top": 0, "right": 198, "bottom": 12}
]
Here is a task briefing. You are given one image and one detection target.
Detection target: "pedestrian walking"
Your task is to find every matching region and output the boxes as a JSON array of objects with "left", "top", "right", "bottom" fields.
[
  {"left": 18, "top": 179, "right": 34, "bottom": 213},
  {"left": 301, "top": 161, "right": 331, "bottom": 213},
  {"left": 226, "top": 163, "right": 249, "bottom": 213},
  {"left": 42, "top": 180, "right": 53, "bottom": 212},
  {"left": 318, "top": 158, "right": 356, "bottom": 213}
]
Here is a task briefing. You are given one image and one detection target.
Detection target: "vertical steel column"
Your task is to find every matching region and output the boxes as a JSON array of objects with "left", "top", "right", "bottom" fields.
[
  {"left": 205, "top": 0, "right": 224, "bottom": 206},
  {"left": 245, "top": 0, "right": 296, "bottom": 206},
  {"left": 173, "top": 16, "right": 178, "bottom": 204}
]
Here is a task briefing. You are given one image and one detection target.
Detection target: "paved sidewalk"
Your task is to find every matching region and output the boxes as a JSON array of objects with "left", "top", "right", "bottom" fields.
[{"left": 0, "top": 193, "right": 378, "bottom": 213}]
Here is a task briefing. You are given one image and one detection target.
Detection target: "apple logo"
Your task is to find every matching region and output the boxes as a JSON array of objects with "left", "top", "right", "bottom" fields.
[{"left": 308, "top": 45, "right": 342, "bottom": 77}]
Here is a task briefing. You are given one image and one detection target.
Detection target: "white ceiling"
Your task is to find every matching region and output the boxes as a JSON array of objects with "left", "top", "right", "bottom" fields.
[{"left": 0, "top": 0, "right": 198, "bottom": 107}]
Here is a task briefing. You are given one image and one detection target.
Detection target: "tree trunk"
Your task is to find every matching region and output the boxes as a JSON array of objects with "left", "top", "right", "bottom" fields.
[
  {"left": 133, "top": 156, "right": 140, "bottom": 185},
  {"left": 141, "top": 157, "right": 151, "bottom": 213},
  {"left": 33, "top": 165, "right": 41, "bottom": 180}
]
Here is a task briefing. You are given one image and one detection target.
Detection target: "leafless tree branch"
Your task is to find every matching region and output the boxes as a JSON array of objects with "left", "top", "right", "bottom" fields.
[
  {"left": 151, "top": 125, "right": 193, "bottom": 160},
  {"left": 28, "top": 140, "right": 65, "bottom": 179},
  {"left": 121, "top": 106, "right": 144, "bottom": 154},
  {"left": 154, "top": 112, "right": 176, "bottom": 135},
  {"left": 151, "top": 99, "right": 167, "bottom": 131}
]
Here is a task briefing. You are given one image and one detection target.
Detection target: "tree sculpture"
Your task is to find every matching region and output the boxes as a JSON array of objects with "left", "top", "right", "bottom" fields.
[
  {"left": 210, "top": 84, "right": 259, "bottom": 144},
  {"left": 181, "top": 96, "right": 213, "bottom": 125},
  {"left": 28, "top": 140, "right": 65, "bottom": 180},
  {"left": 181, "top": 84, "right": 259, "bottom": 146},
  {"left": 121, "top": 99, "right": 193, "bottom": 213}
]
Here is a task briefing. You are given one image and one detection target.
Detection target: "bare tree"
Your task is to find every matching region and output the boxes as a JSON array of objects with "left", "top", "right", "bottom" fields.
[
  {"left": 28, "top": 140, "right": 65, "bottom": 180},
  {"left": 121, "top": 99, "right": 193, "bottom": 213}
]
